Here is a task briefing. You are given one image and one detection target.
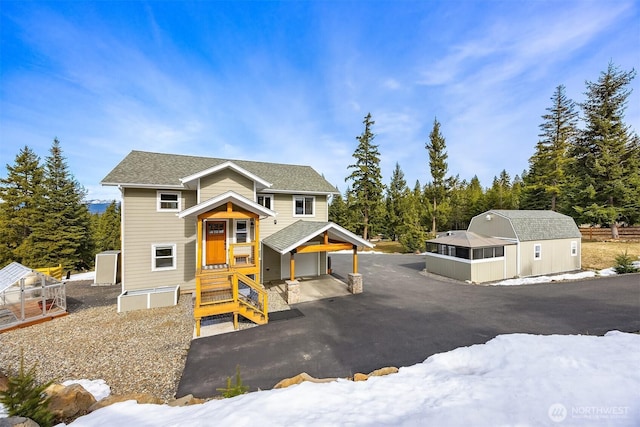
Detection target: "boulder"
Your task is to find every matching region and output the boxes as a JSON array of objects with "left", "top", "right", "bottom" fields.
[
  {"left": 368, "top": 367, "right": 398, "bottom": 377},
  {"left": 168, "top": 394, "right": 206, "bottom": 407},
  {"left": 0, "top": 417, "right": 39, "bottom": 427},
  {"left": 353, "top": 373, "right": 368, "bottom": 382},
  {"left": 0, "top": 372, "right": 8, "bottom": 392},
  {"left": 45, "top": 383, "right": 97, "bottom": 420},
  {"left": 273, "top": 372, "right": 337, "bottom": 389},
  {"left": 89, "top": 393, "right": 163, "bottom": 412}
]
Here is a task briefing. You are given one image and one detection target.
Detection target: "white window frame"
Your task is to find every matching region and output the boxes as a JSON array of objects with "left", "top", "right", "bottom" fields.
[
  {"left": 235, "top": 220, "right": 250, "bottom": 243},
  {"left": 157, "top": 191, "right": 181, "bottom": 212},
  {"left": 533, "top": 243, "right": 542, "bottom": 260},
  {"left": 152, "top": 243, "right": 177, "bottom": 271},
  {"left": 257, "top": 194, "right": 274, "bottom": 210},
  {"left": 570, "top": 241, "right": 578, "bottom": 257},
  {"left": 293, "top": 195, "right": 315, "bottom": 217}
]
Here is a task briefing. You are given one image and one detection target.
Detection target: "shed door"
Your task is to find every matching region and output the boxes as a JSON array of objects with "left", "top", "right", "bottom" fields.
[{"left": 206, "top": 221, "right": 226, "bottom": 265}]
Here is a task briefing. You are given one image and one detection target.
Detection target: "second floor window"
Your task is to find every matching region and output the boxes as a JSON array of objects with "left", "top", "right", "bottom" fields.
[
  {"left": 157, "top": 191, "right": 181, "bottom": 211},
  {"left": 257, "top": 194, "right": 273, "bottom": 210},
  {"left": 294, "top": 196, "right": 314, "bottom": 216}
]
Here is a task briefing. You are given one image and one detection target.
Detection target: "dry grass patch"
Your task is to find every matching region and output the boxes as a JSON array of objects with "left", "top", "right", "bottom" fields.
[{"left": 581, "top": 241, "right": 640, "bottom": 270}]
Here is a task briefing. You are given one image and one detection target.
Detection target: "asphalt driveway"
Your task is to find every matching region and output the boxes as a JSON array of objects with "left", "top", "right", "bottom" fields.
[{"left": 177, "top": 253, "right": 640, "bottom": 398}]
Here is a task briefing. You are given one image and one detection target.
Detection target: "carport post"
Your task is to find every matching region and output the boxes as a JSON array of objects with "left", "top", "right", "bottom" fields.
[
  {"left": 290, "top": 250, "right": 296, "bottom": 281},
  {"left": 352, "top": 245, "right": 358, "bottom": 274}
]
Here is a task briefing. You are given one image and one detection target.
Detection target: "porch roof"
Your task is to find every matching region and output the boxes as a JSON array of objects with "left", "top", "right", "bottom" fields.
[
  {"left": 177, "top": 191, "right": 276, "bottom": 219},
  {"left": 427, "top": 231, "right": 515, "bottom": 248},
  {"left": 262, "top": 220, "right": 374, "bottom": 254}
]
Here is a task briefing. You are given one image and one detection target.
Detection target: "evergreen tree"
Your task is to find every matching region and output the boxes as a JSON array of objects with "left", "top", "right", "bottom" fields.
[
  {"left": 93, "top": 201, "right": 121, "bottom": 252},
  {"left": 463, "top": 175, "right": 485, "bottom": 223},
  {"left": 398, "top": 186, "right": 427, "bottom": 253},
  {"left": 346, "top": 113, "right": 384, "bottom": 240},
  {"left": 485, "top": 170, "right": 515, "bottom": 209},
  {"left": 21, "top": 139, "right": 94, "bottom": 270},
  {"left": 385, "top": 162, "right": 407, "bottom": 240},
  {"left": 329, "top": 191, "right": 349, "bottom": 228},
  {"left": 425, "top": 118, "right": 449, "bottom": 234},
  {"left": 522, "top": 85, "right": 578, "bottom": 211},
  {"left": 0, "top": 146, "right": 44, "bottom": 267},
  {"left": 569, "top": 63, "right": 638, "bottom": 236},
  {"left": 343, "top": 187, "right": 361, "bottom": 235}
]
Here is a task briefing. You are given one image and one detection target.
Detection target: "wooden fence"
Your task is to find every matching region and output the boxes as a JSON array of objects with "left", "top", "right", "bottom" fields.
[
  {"left": 579, "top": 226, "right": 640, "bottom": 241},
  {"left": 34, "top": 264, "right": 63, "bottom": 280}
]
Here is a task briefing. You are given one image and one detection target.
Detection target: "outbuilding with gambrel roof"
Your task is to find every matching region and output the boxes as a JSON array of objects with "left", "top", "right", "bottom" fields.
[{"left": 426, "top": 210, "right": 582, "bottom": 283}]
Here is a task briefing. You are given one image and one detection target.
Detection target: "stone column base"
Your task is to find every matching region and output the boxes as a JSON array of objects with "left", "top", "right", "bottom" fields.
[
  {"left": 347, "top": 273, "right": 363, "bottom": 294},
  {"left": 286, "top": 280, "right": 300, "bottom": 304}
]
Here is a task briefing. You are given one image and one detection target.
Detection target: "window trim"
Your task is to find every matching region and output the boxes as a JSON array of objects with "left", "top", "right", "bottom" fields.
[
  {"left": 533, "top": 243, "right": 542, "bottom": 260},
  {"left": 293, "top": 195, "right": 315, "bottom": 217},
  {"left": 235, "top": 220, "right": 250, "bottom": 243},
  {"left": 157, "top": 191, "right": 181, "bottom": 212},
  {"left": 257, "top": 194, "right": 274, "bottom": 210},
  {"left": 151, "top": 243, "right": 177, "bottom": 271},
  {"left": 570, "top": 241, "right": 578, "bottom": 257}
]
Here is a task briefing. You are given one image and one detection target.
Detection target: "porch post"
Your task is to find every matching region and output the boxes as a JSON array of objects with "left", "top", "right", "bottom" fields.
[
  {"left": 352, "top": 245, "right": 358, "bottom": 274},
  {"left": 197, "top": 219, "right": 203, "bottom": 270},
  {"left": 290, "top": 250, "right": 296, "bottom": 281},
  {"left": 254, "top": 218, "right": 260, "bottom": 284}
]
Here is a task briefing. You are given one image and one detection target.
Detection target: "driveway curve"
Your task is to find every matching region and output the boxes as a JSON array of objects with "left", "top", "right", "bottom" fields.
[{"left": 178, "top": 253, "right": 640, "bottom": 398}]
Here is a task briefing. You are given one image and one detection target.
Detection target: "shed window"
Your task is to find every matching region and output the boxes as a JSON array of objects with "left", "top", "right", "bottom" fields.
[
  {"left": 157, "top": 191, "right": 181, "bottom": 212},
  {"left": 534, "top": 244, "right": 542, "bottom": 260},
  {"left": 571, "top": 241, "right": 578, "bottom": 256},
  {"left": 152, "top": 244, "right": 176, "bottom": 271}
]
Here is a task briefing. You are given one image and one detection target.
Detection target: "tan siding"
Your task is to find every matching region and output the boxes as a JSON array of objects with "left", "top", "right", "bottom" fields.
[
  {"left": 520, "top": 239, "right": 581, "bottom": 277},
  {"left": 122, "top": 188, "right": 197, "bottom": 292},
  {"left": 469, "top": 215, "right": 517, "bottom": 239},
  {"left": 260, "top": 194, "right": 329, "bottom": 239},
  {"left": 200, "top": 169, "right": 254, "bottom": 201},
  {"left": 425, "top": 255, "right": 472, "bottom": 282}
]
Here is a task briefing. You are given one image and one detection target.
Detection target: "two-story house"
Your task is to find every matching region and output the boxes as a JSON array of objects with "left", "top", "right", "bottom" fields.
[{"left": 101, "top": 150, "right": 371, "bottom": 335}]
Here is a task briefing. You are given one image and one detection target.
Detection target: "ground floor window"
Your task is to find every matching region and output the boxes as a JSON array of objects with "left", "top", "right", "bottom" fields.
[
  {"left": 235, "top": 220, "right": 248, "bottom": 243},
  {"left": 152, "top": 244, "right": 176, "bottom": 271},
  {"left": 534, "top": 244, "right": 542, "bottom": 260},
  {"left": 571, "top": 241, "right": 578, "bottom": 256}
]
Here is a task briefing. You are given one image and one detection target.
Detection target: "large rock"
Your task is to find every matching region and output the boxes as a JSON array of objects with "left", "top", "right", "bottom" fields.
[
  {"left": 0, "top": 417, "right": 40, "bottom": 427},
  {"left": 0, "top": 372, "right": 8, "bottom": 392},
  {"left": 45, "top": 383, "right": 97, "bottom": 420},
  {"left": 168, "top": 394, "right": 206, "bottom": 407},
  {"left": 89, "top": 393, "right": 163, "bottom": 412},
  {"left": 368, "top": 366, "right": 398, "bottom": 377},
  {"left": 273, "top": 372, "right": 337, "bottom": 389}
]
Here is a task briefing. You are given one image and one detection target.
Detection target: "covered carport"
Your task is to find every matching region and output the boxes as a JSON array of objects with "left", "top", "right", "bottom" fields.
[{"left": 262, "top": 220, "right": 373, "bottom": 301}]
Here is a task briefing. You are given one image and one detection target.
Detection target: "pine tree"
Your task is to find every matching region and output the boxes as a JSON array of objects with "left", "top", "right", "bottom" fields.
[
  {"left": 485, "top": 170, "right": 515, "bottom": 209},
  {"left": 426, "top": 118, "right": 449, "bottom": 234},
  {"left": 346, "top": 113, "right": 384, "bottom": 240},
  {"left": 522, "top": 85, "right": 577, "bottom": 211},
  {"left": 21, "top": 139, "right": 94, "bottom": 270},
  {"left": 0, "top": 146, "right": 44, "bottom": 267},
  {"left": 464, "top": 175, "right": 485, "bottom": 222},
  {"left": 329, "top": 191, "right": 349, "bottom": 228},
  {"left": 385, "top": 162, "right": 407, "bottom": 241},
  {"left": 94, "top": 201, "right": 121, "bottom": 252},
  {"left": 398, "top": 186, "right": 427, "bottom": 253},
  {"left": 569, "top": 63, "right": 637, "bottom": 236}
]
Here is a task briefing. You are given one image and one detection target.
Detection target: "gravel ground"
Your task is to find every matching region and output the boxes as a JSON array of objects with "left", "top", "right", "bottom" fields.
[{"left": 0, "top": 280, "right": 289, "bottom": 402}]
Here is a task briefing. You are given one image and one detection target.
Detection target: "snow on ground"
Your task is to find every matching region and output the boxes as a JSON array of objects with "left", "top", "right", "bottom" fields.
[
  {"left": 62, "top": 379, "right": 111, "bottom": 402},
  {"left": 68, "top": 271, "right": 95, "bottom": 281},
  {"left": 58, "top": 331, "right": 639, "bottom": 427},
  {"left": 492, "top": 261, "right": 640, "bottom": 286}
]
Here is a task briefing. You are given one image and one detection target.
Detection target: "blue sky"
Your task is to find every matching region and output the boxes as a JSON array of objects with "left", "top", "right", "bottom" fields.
[{"left": 1, "top": 1, "right": 638, "bottom": 201}]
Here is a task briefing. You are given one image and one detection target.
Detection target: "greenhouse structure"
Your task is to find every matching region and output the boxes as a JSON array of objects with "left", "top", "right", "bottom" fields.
[{"left": 0, "top": 262, "right": 67, "bottom": 333}]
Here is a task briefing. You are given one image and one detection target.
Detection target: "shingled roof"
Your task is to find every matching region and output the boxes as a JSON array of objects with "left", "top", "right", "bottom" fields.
[
  {"left": 263, "top": 220, "right": 373, "bottom": 254},
  {"left": 489, "top": 210, "right": 581, "bottom": 241},
  {"left": 101, "top": 150, "right": 339, "bottom": 194}
]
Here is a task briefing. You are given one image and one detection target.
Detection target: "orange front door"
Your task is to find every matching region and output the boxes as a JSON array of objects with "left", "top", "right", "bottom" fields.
[{"left": 206, "top": 221, "right": 227, "bottom": 265}]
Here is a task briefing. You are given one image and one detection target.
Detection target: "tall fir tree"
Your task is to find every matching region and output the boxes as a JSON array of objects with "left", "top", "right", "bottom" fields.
[
  {"left": 521, "top": 85, "right": 578, "bottom": 211},
  {"left": 328, "top": 190, "right": 349, "bottom": 228},
  {"left": 346, "top": 113, "right": 384, "bottom": 240},
  {"left": 398, "top": 186, "right": 427, "bottom": 253},
  {"left": 569, "top": 62, "right": 637, "bottom": 236},
  {"left": 485, "top": 170, "right": 516, "bottom": 209},
  {"left": 385, "top": 162, "right": 407, "bottom": 241},
  {"left": 0, "top": 146, "right": 44, "bottom": 267},
  {"left": 93, "top": 201, "right": 121, "bottom": 252},
  {"left": 21, "top": 139, "right": 94, "bottom": 270},
  {"left": 425, "top": 118, "right": 449, "bottom": 234}
]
